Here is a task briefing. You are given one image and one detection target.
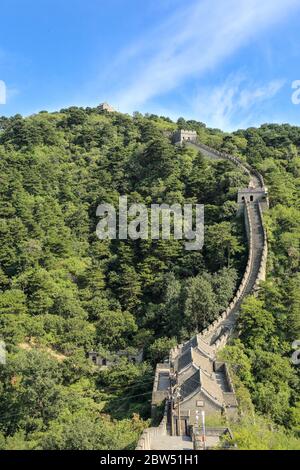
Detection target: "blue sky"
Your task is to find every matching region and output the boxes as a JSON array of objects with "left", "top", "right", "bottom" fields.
[{"left": 1, "top": 0, "right": 300, "bottom": 130}]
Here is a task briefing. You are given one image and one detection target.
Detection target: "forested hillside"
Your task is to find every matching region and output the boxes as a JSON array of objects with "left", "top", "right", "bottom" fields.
[{"left": 0, "top": 107, "right": 299, "bottom": 449}]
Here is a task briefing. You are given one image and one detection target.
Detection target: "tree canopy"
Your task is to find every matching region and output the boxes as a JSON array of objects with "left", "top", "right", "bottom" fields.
[{"left": 0, "top": 108, "right": 299, "bottom": 449}]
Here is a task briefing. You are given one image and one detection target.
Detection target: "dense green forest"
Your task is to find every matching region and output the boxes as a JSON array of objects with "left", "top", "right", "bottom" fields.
[{"left": 0, "top": 107, "right": 299, "bottom": 449}]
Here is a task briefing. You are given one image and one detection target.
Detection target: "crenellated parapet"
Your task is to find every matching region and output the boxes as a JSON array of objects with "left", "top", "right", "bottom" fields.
[{"left": 179, "top": 138, "right": 268, "bottom": 350}]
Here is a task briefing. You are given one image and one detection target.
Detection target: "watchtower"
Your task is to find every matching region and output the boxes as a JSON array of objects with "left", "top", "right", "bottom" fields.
[
  {"left": 238, "top": 187, "right": 269, "bottom": 211},
  {"left": 173, "top": 129, "right": 197, "bottom": 144},
  {"left": 98, "top": 102, "right": 115, "bottom": 113}
]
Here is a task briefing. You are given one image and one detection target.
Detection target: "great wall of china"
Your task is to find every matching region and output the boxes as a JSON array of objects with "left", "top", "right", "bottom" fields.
[{"left": 136, "top": 134, "right": 269, "bottom": 450}]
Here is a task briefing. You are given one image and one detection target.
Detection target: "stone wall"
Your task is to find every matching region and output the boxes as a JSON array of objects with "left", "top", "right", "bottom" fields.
[
  {"left": 173, "top": 130, "right": 198, "bottom": 144},
  {"left": 255, "top": 202, "right": 268, "bottom": 286},
  {"left": 140, "top": 137, "right": 268, "bottom": 448},
  {"left": 180, "top": 391, "right": 222, "bottom": 421},
  {"left": 197, "top": 202, "right": 254, "bottom": 346},
  {"left": 168, "top": 138, "right": 268, "bottom": 375},
  {"left": 136, "top": 401, "right": 169, "bottom": 450},
  {"left": 185, "top": 139, "right": 269, "bottom": 190},
  {"left": 151, "top": 363, "right": 170, "bottom": 406},
  {"left": 169, "top": 202, "right": 257, "bottom": 354},
  {"left": 193, "top": 142, "right": 252, "bottom": 178},
  {"left": 210, "top": 203, "right": 268, "bottom": 351}
]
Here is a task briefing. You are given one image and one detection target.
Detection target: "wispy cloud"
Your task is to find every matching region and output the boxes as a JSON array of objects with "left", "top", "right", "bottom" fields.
[
  {"left": 192, "top": 75, "right": 285, "bottom": 130},
  {"left": 238, "top": 80, "right": 285, "bottom": 109},
  {"left": 106, "top": 0, "right": 299, "bottom": 113}
]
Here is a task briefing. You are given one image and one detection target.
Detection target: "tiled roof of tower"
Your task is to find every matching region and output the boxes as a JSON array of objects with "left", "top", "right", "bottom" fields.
[
  {"left": 181, "top": 336, "right": 198, "bottom": 353},
  {"left": 192, "top": 348, "right": 213, "bottom": 375},
  {"left": 181, "top": 369, "right": 201, "bottom": 400},
  {"left": 201, "top": 371, "right": 224, "bottom": 405},
  {"left": 177, "top": 348, "right": 193, "bottom": 372}
]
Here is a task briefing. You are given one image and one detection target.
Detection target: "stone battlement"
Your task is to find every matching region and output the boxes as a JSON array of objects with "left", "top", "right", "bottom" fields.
[{"left": 137, "top": 136, "right": 268, "bottom": 450}]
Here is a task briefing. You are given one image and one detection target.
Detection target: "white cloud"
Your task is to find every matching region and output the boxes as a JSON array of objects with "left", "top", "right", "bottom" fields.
[
  {"left": 107, "top": 0, "right": 299, "bottom": 113},
  {"left": 192, "top": 75, "right": 285, "bottom": 131},
  {"left": 238, "top": 80, "right": 285, "bottom": 109}
]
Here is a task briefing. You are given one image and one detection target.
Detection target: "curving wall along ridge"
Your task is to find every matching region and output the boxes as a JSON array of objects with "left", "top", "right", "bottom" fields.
[
  {"left": 192, "top": 141, "right": 252, "bottom": 175},
  {"left": 136, "top": 138, "right": 268, "bottom": 450},
  {"left": 189, "top": 141, "right": 266, "bottom": 188},
  {"left": 186, "top": 140, "right": 268, "bottom": 350},
  {"left": 199, "top": 203, "right": 255, "bottom": 346}
]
